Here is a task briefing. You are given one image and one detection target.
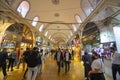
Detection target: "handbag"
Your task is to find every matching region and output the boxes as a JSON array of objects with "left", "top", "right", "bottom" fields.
[{"left": 90, "top": 73, "right": 105, "bottom": 80}]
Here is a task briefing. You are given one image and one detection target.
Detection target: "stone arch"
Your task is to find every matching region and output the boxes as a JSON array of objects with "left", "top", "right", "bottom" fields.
[
  {"left": 81, "top": 22, "right": 100, "bottom": 44},
  {"left": 2, "top": 23, "right": 34, "bottom": 49}
]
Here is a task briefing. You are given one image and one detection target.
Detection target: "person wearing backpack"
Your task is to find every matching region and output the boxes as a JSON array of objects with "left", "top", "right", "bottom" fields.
[
  {"left": 27, "top": 47, "right": 39, "bottom": 80},
  {"left": 0, "top": 48, "right": 8, "bottom": 79}
]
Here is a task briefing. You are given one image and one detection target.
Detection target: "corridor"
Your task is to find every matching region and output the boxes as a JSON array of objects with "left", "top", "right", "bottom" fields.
[
  {"left": 0, "top": 56, "right": 85, "bottom": 80},
  {"left": 0, "top": 56, "right": 112, "bottom": 80}
]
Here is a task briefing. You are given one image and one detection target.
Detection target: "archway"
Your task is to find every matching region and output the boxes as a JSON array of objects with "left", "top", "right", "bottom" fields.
[
  {"left": 81, "top": 22, "right": 100, "bottom": 52},
  {"left": 2, "top": 23, "right": 33, "bottom": 51}
]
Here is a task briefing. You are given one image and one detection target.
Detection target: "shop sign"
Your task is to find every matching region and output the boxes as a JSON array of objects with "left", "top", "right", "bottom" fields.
[{"left": 22, "top": 37, "right": 33, "bottom": 44}]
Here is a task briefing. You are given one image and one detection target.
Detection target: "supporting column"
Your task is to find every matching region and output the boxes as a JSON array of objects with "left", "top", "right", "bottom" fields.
[{"left": 113, "top": 25, "right": 120, "bottom": 53}]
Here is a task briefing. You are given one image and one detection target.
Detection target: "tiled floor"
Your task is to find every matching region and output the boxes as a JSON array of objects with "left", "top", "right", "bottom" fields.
[{"left": 0, "top": 56, "right": 112, "bottom": 80}]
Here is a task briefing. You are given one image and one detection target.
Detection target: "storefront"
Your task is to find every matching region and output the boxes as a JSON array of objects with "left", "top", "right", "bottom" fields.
[{"left": 1, "top": 23, "right": 34, "bottom": 51}]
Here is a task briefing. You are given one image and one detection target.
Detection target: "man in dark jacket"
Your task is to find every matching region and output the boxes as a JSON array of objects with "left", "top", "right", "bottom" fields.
[
  {"left": 22, "top": 47, "right": 30, "bottom": 80},
  {"left": 54, "top": 48, "right": 62, "bottom": 74},
  {"left": 82, "top": 51, "right": 92, "bottom": 80},
  {"left": 27, "top": 47, "right": 39, "bottom": 80},
  {"left": 0, "top": 48, "right": 8, "bottom": 79},
  {"left": 64, "top": 49, "right": 71, "bottom": 73}
]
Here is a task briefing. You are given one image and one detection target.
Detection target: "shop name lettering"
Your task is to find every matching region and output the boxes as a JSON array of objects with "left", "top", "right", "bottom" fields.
[{"left": 22, "top": 37, "right": 33, "bottom": 43}]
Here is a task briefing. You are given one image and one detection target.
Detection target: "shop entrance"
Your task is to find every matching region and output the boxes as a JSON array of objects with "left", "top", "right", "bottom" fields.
[{"left": 1, "top": 23, "right": 33, "bottom": 52}]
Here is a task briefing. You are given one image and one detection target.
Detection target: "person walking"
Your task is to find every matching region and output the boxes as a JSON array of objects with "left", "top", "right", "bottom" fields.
[
  {"left": 110, "top": 47, "right": 120, "bottom": 80},
  {"left": 89, "top": 52, "right": 105, "bottom": 80},
  {"left": 54, "top": 48, "right": 62, "bottom": 74},
  {"left": 0, "top": 48, "right": 8, "bottom": 79},
  {"left": 64, "top": 49, "right": 71, "bottom": 74},
  {"left": 82, "top": 51, "right": 92, "bottom": 80},
  {"left": 38, "top": 49, "right": 44, "bottom": 75},
  {"left": 22, "top": 48, "right": 31, "bottom": 80},
  {"left": 7, "top": 49, "right": 16, "bottom": 71},
  {"left": 61, "top": 49, "right": 65, "bottom": 68},
  {"left": 27, "top": 47, "right": 39, "bottom": 80}
]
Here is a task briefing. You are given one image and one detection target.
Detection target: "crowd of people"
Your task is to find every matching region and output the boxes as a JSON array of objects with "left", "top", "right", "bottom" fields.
[
  {"left": 0, "top": 47, "right": 120, "bottom": 80},
  {"left": 54, "top": 48, "right": 72, "bottom": 74},
  {"left": 82, "top": 47, "right": 120, "bottom": 80},
  {"left": 0, "top": 47, "right": 45, "bottom": 80}
]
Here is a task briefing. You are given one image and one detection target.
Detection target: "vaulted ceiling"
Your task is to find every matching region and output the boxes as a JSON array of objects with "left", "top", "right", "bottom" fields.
[
  {"left": 24, "top": 0, "right": 83, "bottom": 44},
  {"left": 0, "top": 0, "right": 120, "bottom": 45}
]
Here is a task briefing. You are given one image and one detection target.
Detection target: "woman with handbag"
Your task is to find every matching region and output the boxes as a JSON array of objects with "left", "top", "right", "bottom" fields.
[{"left": 89, "top": 52, "right": 105, "bottom": 80}]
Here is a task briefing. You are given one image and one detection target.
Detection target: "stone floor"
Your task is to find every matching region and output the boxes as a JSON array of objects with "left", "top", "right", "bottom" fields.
[{"left": 0, "top": 56, "right": 112, "bottom": 80}]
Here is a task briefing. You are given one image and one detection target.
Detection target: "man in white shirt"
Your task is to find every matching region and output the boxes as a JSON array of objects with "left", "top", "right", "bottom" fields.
[{"left": 110, "top": 47, "right": 120, "bottom": 80}]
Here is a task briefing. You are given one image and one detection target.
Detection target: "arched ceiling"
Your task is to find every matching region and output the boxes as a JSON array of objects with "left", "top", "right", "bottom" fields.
[
  {"left": 24, "top": 0, "right": 84, "bottom": 44},
  {"left": 1, "top": 0, "right": 120, "bottom": 45}
]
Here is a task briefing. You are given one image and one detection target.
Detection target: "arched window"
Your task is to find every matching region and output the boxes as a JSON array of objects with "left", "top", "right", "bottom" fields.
[
  {"left": 89, "top": 0, "right": 101, "bottom": 8},
  {"left": 72, "top": 24, "right": 77, "bottom": 32},
  {"left": 17, "top": 1, "right": 29, "bottom": 18},
  {"left": 75, "top": 15, "right": 82, "bottom": 23},
  {"left": 39, "top": 24, "right": 44, "bottom": 32},
  {"left": 49, "top": 35, "right": 51, "bottom": 39},
  {"left": 81, "top": 0, "right": 93, "bottom": 16},
  {"left": 45, "top": 31, "right": 48, "bottom": 36},
  {"left": 75, "top": 14, "right": 82, "bottom": 26},
  {"left": 32, "top": 16, "right": 39, "bottom": 26}
]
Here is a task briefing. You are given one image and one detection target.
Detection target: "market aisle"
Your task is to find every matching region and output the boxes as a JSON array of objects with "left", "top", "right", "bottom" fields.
[
  {"left": 0, "top": 56, "right": 111, "bottom": 80},
  {"left": 0, "top": 56, "right": 84, "bottom": 80}
]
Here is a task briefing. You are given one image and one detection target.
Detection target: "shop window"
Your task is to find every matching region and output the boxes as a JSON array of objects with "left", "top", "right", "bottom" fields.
[
  {"left": 81, "top": 0, "right": 93, "bottom": 16},
  {"left": 17, "top": 1, "right": 30, "bottom": 18},
  {"left": 32, "top": 16, "right": 39, "bottom": 26}
]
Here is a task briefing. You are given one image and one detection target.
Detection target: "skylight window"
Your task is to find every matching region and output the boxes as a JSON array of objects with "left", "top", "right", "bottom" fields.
[
  {"left": 49, "top": 35, "right": 51, "bottom": 39},
  {"left": 17, "top": 1, "right": 29, "bottom": 18},
  {"left": 75, "top": 14, "right": 82, "bottom": 24},
  {"left": 45, "top": 31, "right": 48, "bottom": 36},
  {"left": 72, "top": 24, "right": 77, "bottom": 32},
  {"left": 32, "top": 16, "right": 39, "bottom": 26},
  {"left": 39, "top": 24, "right": 44, "bottom": 32},
  {"left": 81, "top": 0, "right": 93, "bottom": 16}
]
